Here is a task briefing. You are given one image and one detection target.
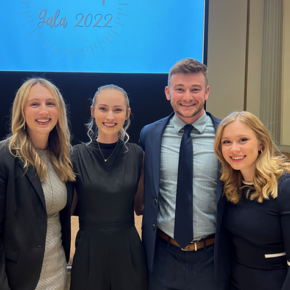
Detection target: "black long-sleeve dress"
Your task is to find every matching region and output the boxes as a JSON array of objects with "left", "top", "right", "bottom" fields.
[
  {"left": 223, "top": 173, "right": 290, "bottom": 290},
  {"left": 70, "top": 140, "right": 147, "bottom": 290}
]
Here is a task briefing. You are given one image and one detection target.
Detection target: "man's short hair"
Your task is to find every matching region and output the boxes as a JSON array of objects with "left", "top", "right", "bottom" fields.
[{"left": 168, "top": 58, "right": 208, "bottom": 87}]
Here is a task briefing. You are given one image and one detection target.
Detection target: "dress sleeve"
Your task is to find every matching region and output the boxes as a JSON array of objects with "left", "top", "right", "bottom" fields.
[
  {"left": 136, "top": 144, "right": 144, "bottom": 181},
  {"left": 0, "top": 156, "right": 11, "bottom": 290},
  {"left": 71, "top": 145, "right": 80, "bottom": 172},
  {"left": 71, "top": 145, "right": 80, "bottom": 216},
  {"left": 279, "top": 176, "right": 290, "bottom": 290}
]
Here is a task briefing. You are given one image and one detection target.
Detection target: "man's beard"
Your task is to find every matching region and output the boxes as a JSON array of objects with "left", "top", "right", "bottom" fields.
[{"left": 175, "top": 101, "right": 204, "bottom": 119}]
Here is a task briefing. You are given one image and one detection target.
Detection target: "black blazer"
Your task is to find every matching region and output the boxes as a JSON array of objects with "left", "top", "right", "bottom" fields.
[{"left": 0, "top": 142, "right": 74, "bottom": 290}]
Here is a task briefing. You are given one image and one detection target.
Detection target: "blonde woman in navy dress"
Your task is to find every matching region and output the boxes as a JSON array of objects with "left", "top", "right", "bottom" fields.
[
  {"left": 214, "top": 111, "right": 290, "bottom": 290},
  {"left": 0, "top": 78, "right": 75, "bottom": 290},
  {"left": 70, "top": 85, "right": 147, "bottom": 290}
]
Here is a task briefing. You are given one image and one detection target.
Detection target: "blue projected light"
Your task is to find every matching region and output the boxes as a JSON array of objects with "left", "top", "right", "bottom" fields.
[{"left": 1, "top": 1, "right": 205, "bottom": 73}]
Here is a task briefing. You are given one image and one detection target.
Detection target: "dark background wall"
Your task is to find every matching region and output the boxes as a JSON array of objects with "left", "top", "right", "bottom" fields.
[{"left": 0, "top": 72, "right": 172, "bottom": 145}]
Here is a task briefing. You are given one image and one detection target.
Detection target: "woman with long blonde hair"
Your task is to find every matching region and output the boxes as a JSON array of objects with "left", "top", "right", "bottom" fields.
[
  {"left": 214, "top": 111, "right": 290, "bottom": 290},
  {"left": 0, "top": 78, "right": 75, "bottom": 290}
]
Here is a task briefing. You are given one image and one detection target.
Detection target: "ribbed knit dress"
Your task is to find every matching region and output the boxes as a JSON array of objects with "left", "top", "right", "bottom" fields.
[{"left": 35, "top": 150, "right": 67, "bottom": 290}]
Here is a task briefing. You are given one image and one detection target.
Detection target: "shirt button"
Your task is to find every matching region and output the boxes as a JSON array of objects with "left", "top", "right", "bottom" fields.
[
  {"left": 154, "top": 199, "right": 158, "bottom": 205},
  {"left": 153, "top": 224, "right": 156, "bottom": 230},
  {"left": 36, "top": 245, "right": 42, "bottom": 248}
]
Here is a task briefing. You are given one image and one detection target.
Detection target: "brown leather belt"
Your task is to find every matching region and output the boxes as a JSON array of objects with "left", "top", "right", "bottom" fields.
[{"left": 157, "top": 228, "right": 215, "bottom": 251}]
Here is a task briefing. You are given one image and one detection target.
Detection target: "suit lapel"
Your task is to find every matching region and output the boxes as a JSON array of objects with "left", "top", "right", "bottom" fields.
[
  {"left": 23, "top": 163, "right": 46, "bottom": 208},
  {"left": 206, "top": 111, "right": 221, "bottom": 131},
  {"left": 151, "top": 128, "right": 161, "bottom": 199},
  {"left": 206, "top": 111, "right": 224, "bottom": 203},
  {"left": 151, "top": 113, "right": 174, "bottom": 199}
]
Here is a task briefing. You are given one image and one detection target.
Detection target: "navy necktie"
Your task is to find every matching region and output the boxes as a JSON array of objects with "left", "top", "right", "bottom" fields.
[{"left": 174, "top": 124, "right": 193, "bottom": 248}]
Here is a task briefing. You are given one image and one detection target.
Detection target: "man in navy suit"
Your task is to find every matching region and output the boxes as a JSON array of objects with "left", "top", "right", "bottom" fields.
[{"left": 139, "top": 58, "right": 226, "bottom": 290}]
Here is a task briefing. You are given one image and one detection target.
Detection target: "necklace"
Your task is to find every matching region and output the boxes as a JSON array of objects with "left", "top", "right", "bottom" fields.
[
  {"left": 97, "top": 139, "right": 119, "bottom": 162},
  {"left": 242, "top": 180, "right": 254, "bottom": 185}
]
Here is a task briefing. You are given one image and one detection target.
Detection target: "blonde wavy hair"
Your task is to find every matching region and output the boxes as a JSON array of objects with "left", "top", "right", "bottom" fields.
[
  {"left": 7, "top": 77, "right": 75, "bottom": 182},
  {"left": 86, "top": 84, "right": 131, "bottom": 144},
  {"left": 214, "top": 111, "right": 290, "bottom": 204}
]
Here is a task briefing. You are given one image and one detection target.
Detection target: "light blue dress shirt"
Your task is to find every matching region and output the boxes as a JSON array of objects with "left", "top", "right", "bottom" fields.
[{"left": 157, "top": 112, "right": 218, "bottom": 241}]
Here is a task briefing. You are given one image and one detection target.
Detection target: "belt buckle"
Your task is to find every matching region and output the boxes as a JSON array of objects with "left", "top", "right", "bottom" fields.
[{"left": 181, "top": 242, "right": 197, "bottom": 251}]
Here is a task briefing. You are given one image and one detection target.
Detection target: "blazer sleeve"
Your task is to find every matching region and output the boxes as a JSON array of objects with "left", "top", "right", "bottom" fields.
[
  {"left": 71, "top": 145, "right": 80, "bottom": 216},
  {"left": 279, "top": 176, "right": 290, "bottom": 290},
  {"left": 138, "top": 126, "right": 146, "bottom": 150},
  {"left": 0, "top": 157, "right": 11, "bottom": 290}
]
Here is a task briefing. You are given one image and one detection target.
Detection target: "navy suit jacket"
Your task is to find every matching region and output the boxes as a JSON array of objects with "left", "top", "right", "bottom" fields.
[{"left": 139, "top": 112, "right": 230, "bottom": 283}]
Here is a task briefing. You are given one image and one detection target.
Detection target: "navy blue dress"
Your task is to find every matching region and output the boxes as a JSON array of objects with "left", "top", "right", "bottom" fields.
[
  {"left": 223, "top": 173, "right": 290, "bottom": 290},
  {"left": 70, "top": 140, "right": 147, "bottom": 290}
]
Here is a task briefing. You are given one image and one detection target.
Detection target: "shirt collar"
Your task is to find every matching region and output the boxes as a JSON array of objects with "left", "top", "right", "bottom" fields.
[{"left": 172, "top": 111, "right": 208, "bottom": 134}]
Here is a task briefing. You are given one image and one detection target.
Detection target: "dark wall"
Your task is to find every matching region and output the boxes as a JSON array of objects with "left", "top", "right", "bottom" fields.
[{"left": 0, "top": 72, "right": 172, "bottom": 145}]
